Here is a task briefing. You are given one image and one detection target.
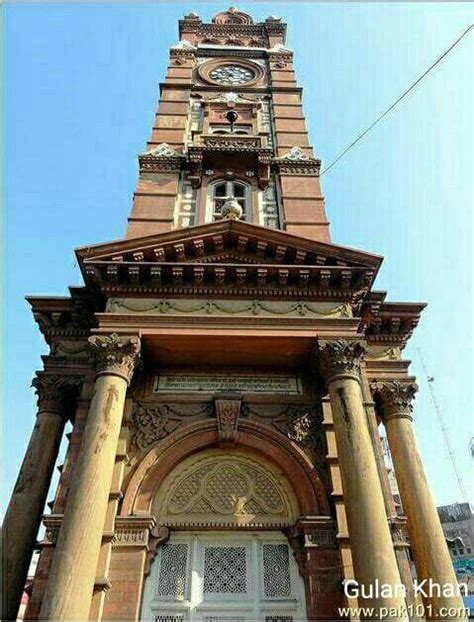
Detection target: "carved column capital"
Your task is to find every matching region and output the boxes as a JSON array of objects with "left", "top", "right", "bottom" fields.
[
  {"left": 88, "top": 333, "right": 141, "bottom": 384},
  {"left": 317, "top": 339, "right": 366, "bottom": 383},
  {"left": 371, "top": 380, "right": 418, "bottom": 421},
  {"left": 32, "top": 373, "right": 83, "bottom": 415}
]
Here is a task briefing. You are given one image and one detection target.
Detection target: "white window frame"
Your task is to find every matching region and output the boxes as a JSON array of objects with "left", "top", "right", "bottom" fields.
[
  {"left": 206, "top": 179, "right": 252, "bottom": 223},
  {"left": 141, "top": 531, "right": 307, "bottom": 622},
  {"left": 209, "top": 124, "right": 253, "bottom": 135}
]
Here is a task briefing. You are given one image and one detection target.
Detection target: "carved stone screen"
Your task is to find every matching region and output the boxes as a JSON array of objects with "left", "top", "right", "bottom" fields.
[
  {"left": 152, "top": 451, "right": 299, "bottom": 528},
  {"left": 262, "top": 544, "right": 291, "bottom": 598},
  {"left": 140, "top": 532, "right": 307, "bottom": 622},
  {"left": 203, "top": 546, "right": 247, "bottom": 594},
  {"left": 156, "top": 544, "right": 188, "bottom": 599}
]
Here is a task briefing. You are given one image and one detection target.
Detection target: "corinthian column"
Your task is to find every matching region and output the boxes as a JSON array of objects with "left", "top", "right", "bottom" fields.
[
  {"left": 374, "top": 381, "right": 466, "bottom": 619},
  {"left": 40, "top": 334, "right": 140, "bottom": 620},
  {"left": 2, "top": 374, "right": 81, "bottom": 621},
  {"left": 318, "top": 340, "right": 407, "bottom": 618}
]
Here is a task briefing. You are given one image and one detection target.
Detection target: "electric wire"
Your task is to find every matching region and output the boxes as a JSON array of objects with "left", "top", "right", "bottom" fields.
[{"left": 320, "top": 24, "right": 473, "bottom": 177}]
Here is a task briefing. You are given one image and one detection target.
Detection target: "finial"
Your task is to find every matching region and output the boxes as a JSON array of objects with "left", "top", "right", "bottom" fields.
[{"left": 221, "top": 198, "right": 243, "bottom": 221}]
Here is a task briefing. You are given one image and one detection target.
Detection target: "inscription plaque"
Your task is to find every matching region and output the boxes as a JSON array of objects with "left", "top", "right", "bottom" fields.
[{"left": 154, "top": 373, "right": 302, "bottom": 394}]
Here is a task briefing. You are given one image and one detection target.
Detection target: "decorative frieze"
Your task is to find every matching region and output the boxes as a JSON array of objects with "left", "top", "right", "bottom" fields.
[
  {"left": 365, "top": 345, "right": 402, "bottom": 361},
  {"left": 106, "top": 298, "right": 352, "bottom": 319},
  {"left": 273, "top": 147, "right": 321, "bottom": 176},
  {"left": 139, "top": 143, "right": 184, "bottom": 173},
  {"left": 112, "top": 517, "right": 169, "bottom": 557},
  {"left": 88, "top": 333, "right": 141, "bottom": 383}
]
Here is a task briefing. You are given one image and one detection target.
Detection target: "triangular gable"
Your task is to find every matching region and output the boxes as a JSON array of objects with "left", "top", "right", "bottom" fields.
[{"left": 76, "top": 220, "right": 382, "bottom": 270}]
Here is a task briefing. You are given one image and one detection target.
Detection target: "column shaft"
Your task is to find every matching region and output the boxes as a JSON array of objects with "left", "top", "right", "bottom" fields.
[
  {"left": 328, "top": 375, "right": 408, "bottom": 615},
  {"left": 39, "top": 373, "right": 128, "bottom": 619},
  {"left": 385, "top": 415, "right": 465, "bottom": 616},
  {"left": 39, "top": 333, "right": 139, "bottom": 620},
  {"left": 2, "top": 411, "right": 65, "bottom": 620}
]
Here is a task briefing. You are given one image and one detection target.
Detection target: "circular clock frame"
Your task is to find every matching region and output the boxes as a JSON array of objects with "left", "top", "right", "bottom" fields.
[{"left": 198, "top": 58, "right": 264, "bottom": 87}]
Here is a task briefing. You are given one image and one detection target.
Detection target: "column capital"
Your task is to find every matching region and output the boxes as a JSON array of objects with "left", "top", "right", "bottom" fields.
[
  {"left": 317, "top": 339, "right": 366, "bottom": 383},
  {"left": 32, "top": 373, "right": 83, "bottom": 415},
  {"left": 371, "top": 380, "right": 418, "bottom": 421},
  {"left": 88, "top": 333, "right": 141, "bottom": 384}
]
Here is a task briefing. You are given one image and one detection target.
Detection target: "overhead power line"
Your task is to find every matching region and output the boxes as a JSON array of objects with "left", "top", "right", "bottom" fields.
[{"left": 320, "top": 24, "right": 474, "bottom": 177}]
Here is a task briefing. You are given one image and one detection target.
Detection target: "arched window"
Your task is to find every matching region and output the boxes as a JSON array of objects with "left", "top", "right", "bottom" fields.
[
  {"left": 208, "top": 179, "right": 251, "bottom": 222},
  {"left": 209, "top": 124, "right": 252, "bottom": 135}
]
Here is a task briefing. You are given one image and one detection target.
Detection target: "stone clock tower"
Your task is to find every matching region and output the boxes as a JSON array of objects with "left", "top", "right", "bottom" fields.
[{"left": 3, "top": 7, "right": 464, "bottom": 621}]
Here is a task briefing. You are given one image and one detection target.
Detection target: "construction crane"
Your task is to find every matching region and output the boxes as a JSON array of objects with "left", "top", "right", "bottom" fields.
[{"left": 417, "top": 347, "right": 469, "bottom": 503}]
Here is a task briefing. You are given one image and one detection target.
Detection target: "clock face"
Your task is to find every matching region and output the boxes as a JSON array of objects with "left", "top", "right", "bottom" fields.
[{"left": 209, "top": 64, "right": 255, "bottom": 85}]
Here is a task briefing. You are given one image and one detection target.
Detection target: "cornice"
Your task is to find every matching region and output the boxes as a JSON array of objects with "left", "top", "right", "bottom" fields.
[
  {"left": 27, "top": 290, "right": 100, "bottom": 349},
  {"left": 160, "top": 82, "right": 303, "bottom": 95},
  {"left": 360, "top": 295, "right": 426, "bottom": 347},
  {"left": 75, "top": 220, "right": 383, "bottom": 269},
  {"left": 83, "top": 261, "right": 375, "bottom": 302}
]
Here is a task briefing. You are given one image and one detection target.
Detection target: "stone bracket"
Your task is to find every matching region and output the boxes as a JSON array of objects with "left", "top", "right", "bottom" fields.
[
  {"left": 389, "top": 515, "right": 410, "bottom": 550},
  {"left": 42, "top": 514, "right": 64, "bottom": 546},
  {"left": 214, "top": 397, "right": 242, "bottom": 447}
]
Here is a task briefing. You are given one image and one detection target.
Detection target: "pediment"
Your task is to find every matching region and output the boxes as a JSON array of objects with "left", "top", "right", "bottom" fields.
[
  {"left": 77, "top": 220, "right": 382, "bottom": 269},
  {"left": 76, "top": 220, "right": 382, "bottom": 299}
]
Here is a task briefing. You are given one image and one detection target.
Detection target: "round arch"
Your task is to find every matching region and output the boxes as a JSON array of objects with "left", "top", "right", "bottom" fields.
[{"left": 120, "top": 418, "right": 329, "bottom": 518}]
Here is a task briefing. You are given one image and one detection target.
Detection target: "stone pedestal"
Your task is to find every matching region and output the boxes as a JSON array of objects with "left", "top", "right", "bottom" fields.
[
  {"left": 1, "top": 374, "right": 80, "bottom": 621},
  {"left": 318, "top": 340, "right": 408, "bottom": 619},
  {"left": 374, "top": 381, "right": 466, "bottom": 619},
  {"left": 39, "top": 334, "right": 140, "bottom": 620}
]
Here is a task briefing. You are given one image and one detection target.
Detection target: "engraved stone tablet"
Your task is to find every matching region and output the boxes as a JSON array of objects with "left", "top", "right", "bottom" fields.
[{"left": 154, "top": 373, "right": 302, "bottom": 394}]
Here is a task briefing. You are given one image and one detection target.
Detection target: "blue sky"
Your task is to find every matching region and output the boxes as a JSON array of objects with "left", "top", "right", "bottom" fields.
[{"left": 3, "top": 2, "right": 473, "bottom": 512}]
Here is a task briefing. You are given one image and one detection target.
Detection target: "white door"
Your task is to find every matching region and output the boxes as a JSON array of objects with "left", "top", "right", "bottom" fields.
[{"left": 141, "top": 531, "right": 307, "bottom": 622}]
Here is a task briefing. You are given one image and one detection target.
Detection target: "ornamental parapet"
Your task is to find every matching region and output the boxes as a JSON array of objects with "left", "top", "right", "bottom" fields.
[
  {"left": 138, "top": 143, "right": 184, "bottom": 174},
  {"left": 32, "top": 373, "right": 83, "bottom": 416},
  {"left": 273, "top": 147, "right": 321, "bottom": 177},
  {"left": 88, "top": 333, "right": 141, "bottom": 384},
  {"left": 371, "top": 380, "right": 418, "bottom": 421},
  {"left": 317, "top": 339, "right": 366, "bottom": 383}
]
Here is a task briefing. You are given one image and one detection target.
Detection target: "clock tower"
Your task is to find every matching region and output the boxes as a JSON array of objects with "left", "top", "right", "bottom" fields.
[{"left": 3, "top": 7, "right": 464, "bottom": 622}]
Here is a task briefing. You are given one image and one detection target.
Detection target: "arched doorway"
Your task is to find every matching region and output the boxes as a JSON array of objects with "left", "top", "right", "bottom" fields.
[{"left": 140, "top": 450, "right": 307, "bottom": 622}]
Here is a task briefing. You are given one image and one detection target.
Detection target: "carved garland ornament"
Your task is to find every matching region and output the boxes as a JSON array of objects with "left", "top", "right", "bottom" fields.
[
  {"left": 88, "top": 333, "right": 141, "bottom": 383},
  {"left": 107, "top": 298, "right": 352, "bottom": 319}
]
